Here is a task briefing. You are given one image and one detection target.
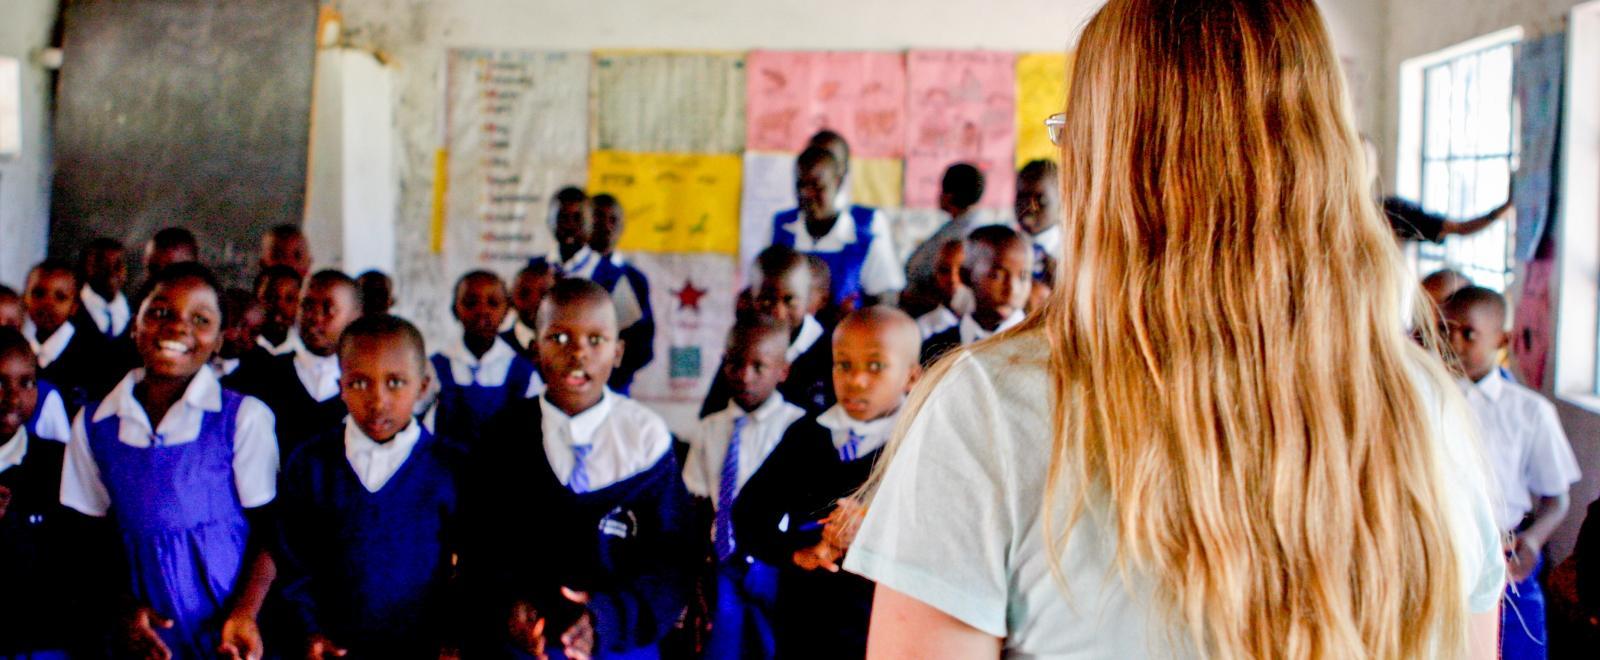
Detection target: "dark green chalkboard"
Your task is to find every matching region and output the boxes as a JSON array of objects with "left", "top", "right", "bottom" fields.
[{"left": 49, "top": 0, "right": 317, "bottom": 287}]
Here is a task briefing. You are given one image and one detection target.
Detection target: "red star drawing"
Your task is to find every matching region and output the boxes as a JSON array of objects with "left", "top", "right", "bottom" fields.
[{"left": 674, "top": 280, "right": 708, "bottom": 312}]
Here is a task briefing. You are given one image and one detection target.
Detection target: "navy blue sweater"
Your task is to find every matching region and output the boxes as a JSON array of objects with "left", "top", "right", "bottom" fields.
[
  {"left": 699, "top": 328, "right": 834, "bottom": 418},
  {"left": 223, "top": 354, "right": 348, "bottom": 457},
  {"left": 465, "top": 399, "right": 696, "bottom": 657},
  {"left": 0, "top": 435, "right": 80, "bottom": 654},
  {"left": 274, "top": 424, "right": 462, "bottom": 658}
]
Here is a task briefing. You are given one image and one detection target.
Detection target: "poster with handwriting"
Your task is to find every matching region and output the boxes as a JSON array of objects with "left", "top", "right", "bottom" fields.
[
  {"left": 744, "top": 51, "right": 907, "bottom": 158},
  {"left": 1015, "top": 52, "right": 1072, "bottom": 168},
  {"left": 594, "top": 51, "right": 746, "bottom": 154},
  {"left": 587, "top": 151, "right": 743, "bottom": 255},
  {"left": 904, "top": 50, "right": 1017, "bottom": 209},
  {"left": 442, "top": 49, "right": 588, "bottom": 281}
]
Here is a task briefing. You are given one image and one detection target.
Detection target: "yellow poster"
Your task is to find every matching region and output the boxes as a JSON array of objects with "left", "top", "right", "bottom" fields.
[
  {"left": 588, "top": 151, "right": 743, "bottom": 255},
  {"left": 1015, "top": 52, "right": 1073, "bottom": 168},
  {"left": 850, "top": 157, "right": 903, "bottom": 209}
]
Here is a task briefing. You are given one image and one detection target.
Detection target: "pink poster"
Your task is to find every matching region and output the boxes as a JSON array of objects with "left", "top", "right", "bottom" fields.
[
  {"left": 745, "top": 51, "right": 907, "bottom": 158},
  {"left": 904, "top": 50, "right": 1017, "bottom": 209},
  {"left": 1511, "top": 247, "right": 1555, "bottom": 390}
]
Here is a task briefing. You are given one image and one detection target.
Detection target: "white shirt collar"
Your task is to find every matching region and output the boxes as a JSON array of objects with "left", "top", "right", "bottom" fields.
[
  {"left": 293, "top": 345, "right": 342, "bottom": 402},
  {"left": 1463, "top": 369, "right": 1507, "bottom": 402},
  {"left": 442, "top": 335, "right": 519, "bottom": 387},
  {"left": 343, "top": 417, "right": 422, "bottom": 493},
  {"left": 513, "top": 320, "right": 538, "bottom": 352},
  {"left": 916, "top": 306, "right": 960, "bottom": 340},
  {"left": 730, "top": 391, "right": 791, "bottom": 423},
  {"left": 92, "top": 367, "right": 225, "bottom": 447},
  {"left": 257, "top": 330, "right": 302, "bottom": 356},
  {"left": 782, "top": 209, "right": 861, "bottom": 252},
  {"left": 0, "top": 427, "right": 27, "bottom": 474},
  {"left": 959, "top": 310, "right": 1025, "bottom": 346},
  {"left": 541, "top": 389, "right": 619, "bottom": 448},
  {"left": 80, "top": 285, "right": 131, "bottom": 336},
  {"left": 558, "top": 246, "right": 600, "bottom": 280},
  {"left": 540, "top": 389, "right": 672, "bottom": 492},
  {"left": 817, "top": 403, "right": 899, "bottom": 459},
  {"left": 24, "top": 320, "right": 75, "bottom": 368},
  {"left": 787, "top": 315, "right": 825, "bottom": 363}
]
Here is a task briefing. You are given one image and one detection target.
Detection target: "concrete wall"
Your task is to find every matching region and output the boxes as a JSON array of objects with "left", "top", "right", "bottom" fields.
[{"left": 0, "top": 0, "right": 56, "bottom": 289}]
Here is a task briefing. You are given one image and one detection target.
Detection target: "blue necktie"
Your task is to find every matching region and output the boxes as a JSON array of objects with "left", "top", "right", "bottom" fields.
[
  {"left": 840, "top": 429, "right": 864, "bottom": 462},
  {"left": 1032, "top": 243, "right": 1048, "bottom": 279},
  {"left": 570, "top": 443, "right": 592, "bottom": 494},
  {"left": 714, "top": 416, "right": 748, "bottom": 561}
]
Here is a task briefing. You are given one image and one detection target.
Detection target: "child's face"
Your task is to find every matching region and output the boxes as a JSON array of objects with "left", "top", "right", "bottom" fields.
[
  {"left": 0, "top": 349, "right": 39, "bottom": 440},
  {"left": 722, "top": 330, "right": 790, "bottom": 413},
  {"left": 554, "top": 201, "right": 589, "bottom": 255},
  {"left": 537, "top": 297, "right": 622, "bottom": 416},
  {"left": 832, "top": 321, "right": 920, "bottom": 421},
  {"left": 1014, "top": 172, "right": 1060, "bottom": 237},
  {"left": 512, "top": 270, "right": 555, "bottom": 325},
  {"left": 256, "top": 276, "right": 301, "bottom": 335},
  {"left": 85, "top": 247, "right": 128, "bottom": 295},
  {"left": 24, "top": 270, "right": 78, "bottom": 336},
  {"left": 299, "top": 281, "right": 361, "bottom": 357},
  {"left": 262, "top": 233, "right": 311, "bottom": 277},
  {"left": 934, "top": 243, "right": 966, "bottom": 304},
  {"left": 340, "top": 336, "right": 428, "bottom": 443},
  {"left": 1026, "top": 278, "right": 1052, "bottom": 315},
  {"left": 135, "top": 277, "right": 222, "bottom": 380},
  {"left": 0, "top": 298, "right": 23, "bottom": 330},
  {"left": 221, "top": 303, "right": 266, "bottom": 360},
  {"left": 1441, "top": 301, "right": 1507, "bottom": 382},
  {"left": 455, "top": 277, "right": 510, "bottom": 341},
  {"left": 588, "top": 204, "right": 624, "bottom": 254},
  {"left": 966, "top": 241, "right": 1033, "bottom": 321},
  {"left": 795, "top": 160, "right": 842, "bottom": 220},
  {"left": 752, "top": 267, "right": 813, "bottom": 334}
]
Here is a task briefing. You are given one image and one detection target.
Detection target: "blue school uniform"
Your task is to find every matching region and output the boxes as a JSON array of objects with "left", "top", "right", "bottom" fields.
[
  {"left": 430, "top": 338, "right": 542, "bottom": 448},
  {"left": 465, "top": 395, "right": 695, "bottom": 659},
  {"left": 590, "top": 255, "right": 656, "bottom": 394},
  {"left": 86, "top": 390, "right": 253, "bottom": 658},
  {"left": 275, "top": 421, "right": 462, "bottom": 657},
  {"left": 772, "top": 206, "right": 878, "bottom": 307}
]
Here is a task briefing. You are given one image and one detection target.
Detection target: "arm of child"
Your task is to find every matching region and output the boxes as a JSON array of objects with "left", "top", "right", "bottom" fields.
[
  {"left": 1510, "top": 492, "right": 1570, "bottom": 582},
  {"left": 219, "top": 549, "right": 274, "bottom": 660}
]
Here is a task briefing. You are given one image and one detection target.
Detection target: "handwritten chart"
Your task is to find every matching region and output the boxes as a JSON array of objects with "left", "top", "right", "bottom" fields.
[
  {"left": 443, "top": 49, "right": 588, "bottom": 279},
  {"left": 594, "top": 51, "right": 746, "bottom": 154},
  {"left": 744, "top": 51, "right": 907, "bottom": 158},
  {"left": 587, "top": 150, "right": 742, "bottom": 255},
  {"left": 904, "top": 50, "right": 1017, "bottom": 209},
  {"left": 1015, "top": 52, "right": 1072, "bottom": 168}
]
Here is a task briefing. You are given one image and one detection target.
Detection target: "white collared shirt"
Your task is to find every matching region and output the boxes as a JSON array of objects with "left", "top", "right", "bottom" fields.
[
  {"left": 439, "top": 335, "right": 522, "bottom": 389},
  {"left": 1031, "top": 225, "right": 1062, "bottom": 266},
  {"left": 213, "top": 357, "right": 242, "bottom": 378},
  {"left": 257, "top": 330, "right": 303, "bottom": 357},
  {"left": 684, "top": 394, "right": 807, "bottom": 503},
  {"left": 60, "top": 368, "right": 280, "bottom": 517},
  {"left": 817, "top": 403, "right": 899, "bottom": 460},
  {"left": 557, "top": 246, "right": 601, "bottom": 280},
  {"left": 512, "top": 320, "right": 539, "bottom": 353},
  {"left": 32, "top": 386, "right": 71, "bottom": 443},
  {"left": 917, "top": 306, "right": 961, "bottom": 340},
  {"left": 23, "top": 321, "right": 75, "bottom": 369},
  {"left": 541, "top": 390, "right": 672, "bottom": 492},
  {"left": 788, "top": 315, "right": 825, "bottom": 363},
  {"left": 293, "top": 346, "right": 342, "bottom": 403},
  {"left": 958, "top": 310, "right": 1025, "bottom": 346},
  {"left": 0, "top": 428, "right": 27, "bottom": 475},
  {"left": 80, "top": 285, "right": 131, "bottom": 336},
  {"left": 344, "top": 417, "right": 422, "bottom": 493},
  {"left": 780, "top": 208, "right": 906, "bottom": 296},
  {"left": 1458, "top": 370, "right": 1582, "bottom": 532}
]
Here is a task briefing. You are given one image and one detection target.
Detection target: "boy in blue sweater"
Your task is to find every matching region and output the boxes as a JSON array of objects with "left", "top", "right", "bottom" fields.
[
  {"left": 273, "top": 314, "right": 462, "bottom": 659},
  {"left": 467, "top": 279, "right": 694, "bottom": 659}
]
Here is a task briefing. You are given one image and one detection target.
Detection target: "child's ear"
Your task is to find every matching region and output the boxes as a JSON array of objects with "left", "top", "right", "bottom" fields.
[
  {"left": 905, "top": 363, "right": 924, "bottom": 391},
  {"left": 1497, "top": 328, "right": 1511, "bottom": 351},
  {"left": 612, "top": 338, "right": 625, "bottom": 368},
  {"left": 777, "top": 361, "right": 791, "bottom": 384}
]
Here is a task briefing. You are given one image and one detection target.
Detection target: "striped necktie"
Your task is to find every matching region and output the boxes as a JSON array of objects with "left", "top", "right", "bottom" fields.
[
  {"left": 840, "top": 429, "right": 864, "bottom": 462},
  {"left": 714, "top": 416, "right": 749, "bottom": 561},
  {"left": 570, "top": 443, "right": 592, "bottom": 494}
]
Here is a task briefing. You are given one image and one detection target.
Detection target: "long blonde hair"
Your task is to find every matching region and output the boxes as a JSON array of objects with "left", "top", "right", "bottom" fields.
[{"left": 873, "top": 0, "right": 1472, "bottom": 656}]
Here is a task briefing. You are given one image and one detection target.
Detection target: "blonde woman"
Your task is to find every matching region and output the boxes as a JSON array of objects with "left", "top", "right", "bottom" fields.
[{"left": 842, "top": 0, "right": 1506, "bottom": 657}]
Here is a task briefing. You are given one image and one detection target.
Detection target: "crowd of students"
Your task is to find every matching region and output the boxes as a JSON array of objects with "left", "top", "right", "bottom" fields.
[{"left": 0, "top": 126, "right": 1584, "bottom": 660}]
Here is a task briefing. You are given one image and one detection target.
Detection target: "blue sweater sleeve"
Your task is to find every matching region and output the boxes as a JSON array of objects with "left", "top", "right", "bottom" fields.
[
  {"left": 586, "top": 453, "right": 696, "bottom": 654},
  {"left": 271, "top": 443, "right": 326, "bottom": 641}
]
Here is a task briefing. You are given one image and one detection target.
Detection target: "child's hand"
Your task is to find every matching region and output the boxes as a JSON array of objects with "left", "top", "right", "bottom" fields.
[
  {"left": 217, "top": 613, "right": 264, "bottom": 660},
  {"left": 559, "top": 587, "right": 596, "bottom": 660},
  {"left": 305, "top": 634, "right": 347, "bottom": 660},
  {"left": 506, "top": 600, "right": 546, "bottom": 657},
  {"left": 124, "top": 606, "right": 175, "bottom": 660},
  {"left": 1508, "top": 535, "right": 1542, "bottom": 583},
  {"left": 823, "top": 498, "right": 867, "bottom": 551},
  {"left": 793, "top": 542, "right": 844, "bottom": 573},
  {"left": 0, "top": 484, "right": 11, "bottom": 519}
]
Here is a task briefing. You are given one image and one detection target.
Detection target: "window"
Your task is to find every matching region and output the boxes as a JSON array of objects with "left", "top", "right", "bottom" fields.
[{"left": 1403, "top": 34, "right": 1520, "bottom": 292}]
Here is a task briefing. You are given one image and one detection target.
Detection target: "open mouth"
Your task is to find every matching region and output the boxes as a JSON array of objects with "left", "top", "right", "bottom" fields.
[
  {"left": 157, "top": 340, "right": 192, "bottom": 358},
  {"left": 561, "top": 368, "right": 592, "bottom": 388}
]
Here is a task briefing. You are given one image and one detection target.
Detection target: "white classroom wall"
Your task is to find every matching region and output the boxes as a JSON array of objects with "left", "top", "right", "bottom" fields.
[{"left": 0, "top": 0, "right": 57, "bottom": 289}]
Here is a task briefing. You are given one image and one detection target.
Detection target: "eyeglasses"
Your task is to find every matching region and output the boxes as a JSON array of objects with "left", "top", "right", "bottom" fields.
[{"left": 1044, "top": 113, "right": 1066, "bottom": 146}]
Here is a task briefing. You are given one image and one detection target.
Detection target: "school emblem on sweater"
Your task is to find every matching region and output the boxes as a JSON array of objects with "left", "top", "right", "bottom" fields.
[{"left": 599, "top": 506, "right": 639, "bottom": 539}]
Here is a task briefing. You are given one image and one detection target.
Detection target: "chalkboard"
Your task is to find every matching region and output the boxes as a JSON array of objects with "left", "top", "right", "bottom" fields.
[{"left": 49, "top": 0, "right": 317, "bottom": 287}]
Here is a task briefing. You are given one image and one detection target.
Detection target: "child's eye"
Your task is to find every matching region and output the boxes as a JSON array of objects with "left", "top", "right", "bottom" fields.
[
  {"left": 386, "top": 377, "right": 405, "bottom": 389},
  {"left": 586, "top": 335, "right": 604, "bottom": 347},
  {"left": 868, "top": 361, "right": 885, "bottom": 373},
  {"left": 348, "top": 379, "right": 369, "bottom": 391},
  {"left": 19, "top": 376, "right": 35, "bottom": 391},
  {"left": 834, "top": 362, "right": 850, "bottom": 372},
  {"left": 547, "top": 332, "right": 571, "bottom": 345}
]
